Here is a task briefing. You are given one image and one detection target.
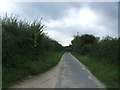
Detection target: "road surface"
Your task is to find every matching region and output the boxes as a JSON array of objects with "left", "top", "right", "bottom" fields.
[
  {"left": 11, "top": 52, "right": 105, "bottom": 88},
  {"left": 55, "top": 52, "right": 105, "bottom": 88}
]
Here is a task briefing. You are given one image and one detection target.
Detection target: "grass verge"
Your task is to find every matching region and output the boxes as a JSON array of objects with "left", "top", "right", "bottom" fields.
[
  {"left": 3, "top": 51, "right": 64, "bottom": 88},
  {"left": 72, "top": 52, "right": 118, "bottom": 88}
]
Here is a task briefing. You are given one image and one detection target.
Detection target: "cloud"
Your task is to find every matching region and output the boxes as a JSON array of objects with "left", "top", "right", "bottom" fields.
[
  {"left": 44, "top": 3, "right": 118, "bottom": 46},
  {"left": 1, "top": 2, "right": 118, "bottom": 46},
  {"left": 44, "top": 30, "right": 73, "bottom": 46}
]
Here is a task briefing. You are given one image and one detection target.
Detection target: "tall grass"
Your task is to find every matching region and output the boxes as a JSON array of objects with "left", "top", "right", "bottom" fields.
[
  {"left": 2, "top": 14, "right": 64, "bottom": 88},
  {"left": 3, "top": 52, "right": 64, "bottom": 88},
  {"left": 72, "top": 52, "right": 118, "bottom": 88},
  {"left": 2, "top": 15, "right": 63, "bottom": 68}
]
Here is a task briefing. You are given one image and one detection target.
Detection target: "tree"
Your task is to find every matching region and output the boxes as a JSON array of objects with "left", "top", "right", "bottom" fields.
[{"left": 71, "top": 34, "right": 98, "bottom": 54}]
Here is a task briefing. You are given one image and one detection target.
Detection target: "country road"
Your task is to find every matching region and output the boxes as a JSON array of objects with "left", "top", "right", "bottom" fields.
[{"left": 11, "top": 52, "right": 105, "bottom": 88}]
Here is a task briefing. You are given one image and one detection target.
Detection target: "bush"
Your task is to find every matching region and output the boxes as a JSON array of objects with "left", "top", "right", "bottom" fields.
[
  {"left": 71, "top": 34, "right": 118, "bottom": 65},
  {"left": 2, "top": 15, "right": 63, "bottom": 67}
]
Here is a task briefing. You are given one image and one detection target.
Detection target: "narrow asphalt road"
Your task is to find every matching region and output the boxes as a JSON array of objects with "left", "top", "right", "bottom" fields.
[
  {"left": 11, "top": 52, "right": 105, "bottom": 88},
  {"left": 55, "top": 52, "right": 105, "bottom": 88}
]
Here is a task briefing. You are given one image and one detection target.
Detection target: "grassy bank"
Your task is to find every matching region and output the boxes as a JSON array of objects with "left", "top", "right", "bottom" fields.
[
  {"left": 3, "top": 51, "right": 64, "bottom": 88},
  {"left": 72, "top": 52, "right": 118, "bottom": 88}
]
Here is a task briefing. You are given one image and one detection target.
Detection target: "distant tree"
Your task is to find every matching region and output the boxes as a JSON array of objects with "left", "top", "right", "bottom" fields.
[
  {"left": 71, "top": 34, "right": 98, "bottom": 54},
  {"left": 80, "top": 34, "right": 98, "bottom": 45},
  {"left": 71, "top": 33, "right": 118, "bottom": 65}
]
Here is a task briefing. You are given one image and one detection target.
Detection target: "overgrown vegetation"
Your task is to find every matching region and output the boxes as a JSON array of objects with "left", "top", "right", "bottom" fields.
[
  {"left": 72, "top": 53, "right": 118, "bottom": 88},
  {"left": 71, "top": 34, "right": 119, "bottom": 65},
  {"left": 70, "top": 34, "right": 119, "bottom": 88},
  {"left": 2, "top": 14, "right": 119, "bottom": 88},
  {"left": 3, "top": 52, "right": 63, "bottom": 88},
  {"left": 2, "top": 15, "right": 64, "bottom": 88}
]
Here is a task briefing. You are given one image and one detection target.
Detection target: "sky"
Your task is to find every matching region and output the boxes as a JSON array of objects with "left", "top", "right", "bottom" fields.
[{"left": 0, "top": 0, "right": 118, "bottom": 46}]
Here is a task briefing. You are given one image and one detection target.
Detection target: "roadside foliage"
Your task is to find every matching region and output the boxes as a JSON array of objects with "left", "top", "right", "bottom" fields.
[
  {"left": 2, "top": 14, "right": 119, "bottom": 88},
  {"left": 2, "top": 15, "right": 63, "bottom": 87},
  {"left": 70, "top": 34, "right": 119, "bottom": 88},
  {"left": 71, "top": 34, "right": 119, "bottom": 65}
]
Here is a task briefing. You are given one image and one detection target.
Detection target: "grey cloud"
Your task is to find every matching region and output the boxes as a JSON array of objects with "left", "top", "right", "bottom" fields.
[
  {"left": 2, "top": 2, "right": 118, "bottom": 46},
  {"left": 14, "top": 2, "right": 85, "bottom": 21},
  {"left": 88, "top": 2, "right": 118, "bottom": 20},
  {"left": 87, "top": 2, "right": 118, "bottom": 32}
]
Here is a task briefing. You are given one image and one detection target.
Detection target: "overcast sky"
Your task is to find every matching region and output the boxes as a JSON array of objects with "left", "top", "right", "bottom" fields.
[{"left": 0, "top": 1, "right": 118, "bottom": 46}]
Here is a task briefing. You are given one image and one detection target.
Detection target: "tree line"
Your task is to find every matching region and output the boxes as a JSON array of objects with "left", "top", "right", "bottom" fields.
[
  {"left": 70, "top": 34, "right": 119, "bottom": 65},
  {"left": 2, "top": 14, "right": 119, "bottom": 67},
  {"left": 2, "top": 15, "right": 63, "bottom": 67}
]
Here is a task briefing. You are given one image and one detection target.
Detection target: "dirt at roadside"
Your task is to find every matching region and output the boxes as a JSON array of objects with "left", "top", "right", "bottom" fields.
[{"left": 10, "top": 62, "right": 61, "bottom": 88}]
